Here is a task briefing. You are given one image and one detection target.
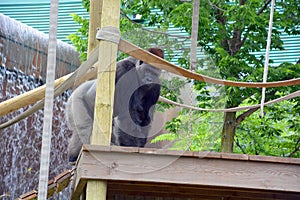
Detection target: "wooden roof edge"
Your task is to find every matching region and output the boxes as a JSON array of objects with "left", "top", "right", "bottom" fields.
[
  {"left": 16, "top": 169, "right": 74, "bottom": 200},
  {"left": 16, "top": 190, "right": 37, "bottom": 200},
  {"left": 82, "top": 144, "right": 300, "bottom": 165}
]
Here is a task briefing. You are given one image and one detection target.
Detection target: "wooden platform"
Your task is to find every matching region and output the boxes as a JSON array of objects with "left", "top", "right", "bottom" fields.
[{"left": 71, "top": 145, "right": 300, "bottom": 199}]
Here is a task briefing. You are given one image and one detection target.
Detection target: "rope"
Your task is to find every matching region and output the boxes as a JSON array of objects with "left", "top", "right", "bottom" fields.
[
  {"left": 118, "top": 39, "right": 300, "bottom": 88},
  {"left": 159, "top": 90, "right": 300, "bottom": 112},
  {"left": 1, "top": 34, "right": 300, "bottom": 129},
  {"left": 260, "top": 0, "right": 275, "bottom": 116}
]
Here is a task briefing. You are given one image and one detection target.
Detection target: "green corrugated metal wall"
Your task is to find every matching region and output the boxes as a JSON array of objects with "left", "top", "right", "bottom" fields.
[
  {"left": 0, "top": 0, "right": 299, "bottom": 66},
  {"left": 0, "top": 0, "right": 89, "bottom": 44}
]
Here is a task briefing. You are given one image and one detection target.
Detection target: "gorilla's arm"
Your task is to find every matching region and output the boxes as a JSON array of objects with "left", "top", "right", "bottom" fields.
[
  {"left": 67, "top": 80, "right": 96, "bottom": 162},
  {"left": 129, "top": 83, "right": 161, "bottom": 127}
]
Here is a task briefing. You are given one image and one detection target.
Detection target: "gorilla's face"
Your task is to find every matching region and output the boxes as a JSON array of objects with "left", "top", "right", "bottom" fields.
[{"left": 136, "top": 60, "right": 161, "bottom": 86}]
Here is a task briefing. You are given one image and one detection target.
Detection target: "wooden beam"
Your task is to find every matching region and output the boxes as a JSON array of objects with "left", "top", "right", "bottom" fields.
[
  {"left": 76, "top": 145, "right": 300, "bottom": 196},
  {"left": 106, "top": 181, "right": 300, "bottom": 200},
  {"left": 87, "top": 0, "right": 120, "bottom": 199},
  {"left": 87, "top": 0, "right": 102, "bottom": 56},
  {"left": 0, "top": 45, "right": 99, "bottom": 119},
  {"left": 0, "top": 74, "right": 71, "bottom": 117}
]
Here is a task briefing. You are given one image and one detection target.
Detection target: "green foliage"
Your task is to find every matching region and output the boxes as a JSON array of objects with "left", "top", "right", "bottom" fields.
[
  {"left": 82, "top": 0, "right": 89, "bottom": 11},
  {"left": 235, "top": 99, "right": 300, "bottom": 157},
  {"left": 153, "top": 109, "right": 223, "bottom": 151},
  {"left": 157, "top": 77, "right": 185, "bottom": 111},
  {"left": 152, "top": 0, "right": 299, "bottom": 156},
  {"left": 151, "top": 117, "right": 181, "bottom": 144},
  {"left": 67, "top": 14, "right": 89, "bottom": 61}
]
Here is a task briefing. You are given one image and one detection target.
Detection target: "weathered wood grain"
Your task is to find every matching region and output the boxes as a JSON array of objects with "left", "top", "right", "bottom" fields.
[
  {"left": 86, "top": 0, "right": 120, "bottom": 199},
  {"left": 73, "top": 145, "right": 300, "bottom": 199}
]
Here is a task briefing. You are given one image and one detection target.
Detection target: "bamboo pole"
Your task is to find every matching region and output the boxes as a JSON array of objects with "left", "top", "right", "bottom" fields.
[{"left": 86, "top": 0, "right": 120, "bottom": 199}]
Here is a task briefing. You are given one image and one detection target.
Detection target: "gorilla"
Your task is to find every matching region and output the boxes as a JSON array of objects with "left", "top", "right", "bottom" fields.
[{"left": 66, "top": 48, "right": 163, "bottom": 162}]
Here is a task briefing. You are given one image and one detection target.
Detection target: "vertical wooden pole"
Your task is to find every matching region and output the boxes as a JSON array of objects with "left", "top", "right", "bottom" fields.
[
  {"left": 87, "top": 0, "right": 102, "bottom": 56},
  {"left": 86, "top": 0, "right": 120, "bottom": 199}
]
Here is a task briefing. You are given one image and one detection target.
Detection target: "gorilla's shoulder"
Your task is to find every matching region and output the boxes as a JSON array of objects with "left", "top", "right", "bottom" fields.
[
  {"left": 116, "top": 57, "right": 137, "bottom": 83},
  {"left": 117, "top": 57, "right": 137, "bottom": 70}
]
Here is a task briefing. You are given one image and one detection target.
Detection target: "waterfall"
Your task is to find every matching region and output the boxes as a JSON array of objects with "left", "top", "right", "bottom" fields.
[{"left": 0, "top": 13, "right": 80, "bottom": 199}]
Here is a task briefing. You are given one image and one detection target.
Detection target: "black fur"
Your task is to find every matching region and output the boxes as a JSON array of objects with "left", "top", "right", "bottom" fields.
[{"left": 67, "top": 49, "right": 163, "bottom": 162}]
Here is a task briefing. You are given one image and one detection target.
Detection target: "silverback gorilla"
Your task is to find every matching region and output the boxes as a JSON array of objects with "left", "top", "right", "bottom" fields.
[{"left": 66, "top": 48, "right": 163, "bottom": 162}]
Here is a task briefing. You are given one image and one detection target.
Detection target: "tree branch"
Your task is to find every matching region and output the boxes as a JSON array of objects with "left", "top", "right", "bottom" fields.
[
  {"left": 235, "top": 138, "right": 247, "bottom": 154},
  {"left": 213, "top": 2, "right": 229, "bottom": 53},
  {"left": 240, "top": 29, "right": 250, "bottom": 48},
  {"left": 229, "top": 29, "right": 243, "bottom": 56},
  {"left": 288, "top": 138, "right": 300, "bottom": 157},
  {"left": 207, "top": 0, "right": 227, "bottom": 12},
  {"left": 236, "top": 107, "right": 260, "bottom": 126},
  {"left": 239, "top": 0, "right": 272, "bottom": 54},
  {"left": 257, "top": 0, "right": 272, "bottom": 15},
  {"left": 120, "top": 9, "right": 190, "bottom": 39},
  {"left": 239, "top": 0, "right": 247, "bottom": 5}
]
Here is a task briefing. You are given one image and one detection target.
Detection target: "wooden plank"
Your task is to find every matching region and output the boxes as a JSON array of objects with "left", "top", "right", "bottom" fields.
[
  {"left": 81, "top": 144, "right": 300, "bottom": 164},
  {"left": 71, "top": 178, "right": 87, "bottom": 200},
  {"left": 18, "top": 190, "right": 38, "bottom": 200},
  {"left": 91, "top": 41, "right": 117, "bottom": 145},
  {"left": 221, "top": 152, "right": 249, "bottom": 160},
  {"left": 87, "top": 0, "right": 102, "bottom": 56},
  {"left": 71, "top": 151, "right": 88, "bottom": 200},
  {"left": 91, "top": 0, "right": 120, "bottom": 145},
  {"left": 86, "top": 180, "right": 107, "bottom": 199},
  {"left": 106, "top": 181, "right": 300, "bottom": 200},
  {"left": 194, "top": 151, "right": 221, "bottom": 159},
  {"left": 249, "top": 155, "right": 300, "bottom": 164},
  {"left": 76, "top": 147, "right": 300, "bottom": 193}
]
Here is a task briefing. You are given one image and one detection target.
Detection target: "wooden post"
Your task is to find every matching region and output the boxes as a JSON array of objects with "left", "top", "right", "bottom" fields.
[
  {"left": 86, "top": 0, "right": 120, "bottom": 199},
  {"left": 87, "top": 0, "right": 103, "bottom": 56}
]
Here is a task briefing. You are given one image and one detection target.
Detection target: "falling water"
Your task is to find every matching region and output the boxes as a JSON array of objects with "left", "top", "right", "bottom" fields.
[{"left": 0, "top": 14, "right": 80, "bottom": 199}]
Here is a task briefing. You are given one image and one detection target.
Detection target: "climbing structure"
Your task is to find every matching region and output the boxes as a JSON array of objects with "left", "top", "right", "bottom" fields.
[{"left": 3, "top": 0, "right": 300, "bottom": 199}]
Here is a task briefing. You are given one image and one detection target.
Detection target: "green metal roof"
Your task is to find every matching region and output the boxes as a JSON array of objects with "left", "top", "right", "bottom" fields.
[
  {"left": 0, "top": 1, "right": 299, "bottom": 66},
  {"left": 0, "top": 0, "right": 89, "bottom": 44}
]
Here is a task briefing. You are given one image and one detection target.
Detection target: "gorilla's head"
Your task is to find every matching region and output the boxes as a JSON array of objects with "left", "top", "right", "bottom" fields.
[{"left": 135, "top": 47, "right": 163, "bottom": 86}]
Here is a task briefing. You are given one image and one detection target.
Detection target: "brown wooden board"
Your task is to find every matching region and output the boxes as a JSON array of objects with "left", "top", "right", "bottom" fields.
[
  {"left": 72, "top": 145, "right": 300, "bottom": 199},
  {"left": 107, "top": 181, "right": 300, "bottom": 200}
]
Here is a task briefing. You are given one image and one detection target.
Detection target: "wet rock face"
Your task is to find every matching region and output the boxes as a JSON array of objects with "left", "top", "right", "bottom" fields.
[{"left": 0, "top": 66, "right": 73, "bottom": 199}]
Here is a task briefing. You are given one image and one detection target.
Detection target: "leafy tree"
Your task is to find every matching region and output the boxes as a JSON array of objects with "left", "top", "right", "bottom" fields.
[
  {"left": 69, "top": 0, "right": 300, "bottom": 157},
  {"left": 121, "top": 0, "right": 299, "bottom": 155},
  {"left": 235, "top": 95, "right": 300, "bottom": 157}
]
